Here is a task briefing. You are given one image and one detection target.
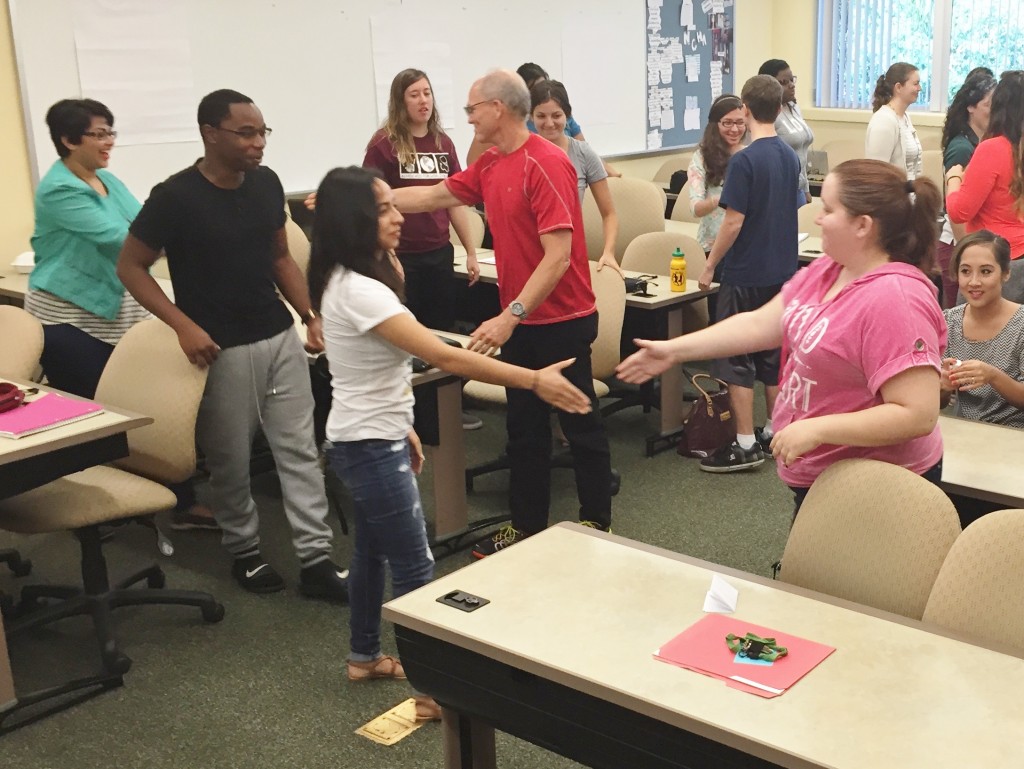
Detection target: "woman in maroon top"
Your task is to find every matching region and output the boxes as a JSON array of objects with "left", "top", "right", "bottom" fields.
[{"left": 363, "top": 68, "right": 480, "bottom": 333}]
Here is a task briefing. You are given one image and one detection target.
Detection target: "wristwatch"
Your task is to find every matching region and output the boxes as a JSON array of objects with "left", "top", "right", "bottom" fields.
[{"left": 508, "top": 301, "right": 528, "bottom": 320}]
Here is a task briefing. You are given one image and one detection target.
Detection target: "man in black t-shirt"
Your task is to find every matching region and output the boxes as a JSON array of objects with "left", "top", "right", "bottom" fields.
[{"left": 118, "top": 89, "right": 348, "bottom": 600}]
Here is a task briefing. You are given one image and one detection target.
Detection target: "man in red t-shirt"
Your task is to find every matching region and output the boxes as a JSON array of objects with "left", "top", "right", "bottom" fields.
[{"left": 393, "top": 69, "right": 612, "bottom": 557}]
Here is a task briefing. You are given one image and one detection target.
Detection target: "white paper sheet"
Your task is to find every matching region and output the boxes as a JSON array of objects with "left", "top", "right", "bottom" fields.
[
  {"left": 72, "top": 0, "right": 195, "bottom": 145},
  {"left": 703, "top": 574, "right": 738, "bottom": 613},
  {"left": 683, "top": 95, "right": 701, "bottom": 130}
]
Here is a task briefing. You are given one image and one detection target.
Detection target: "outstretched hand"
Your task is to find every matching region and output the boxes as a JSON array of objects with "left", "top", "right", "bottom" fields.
[
  {"left": 533, "top": 359, "right": 592, "bottom": 414},
  {"left": 615, "top": 339, "right": 675, "bottom": 383}
]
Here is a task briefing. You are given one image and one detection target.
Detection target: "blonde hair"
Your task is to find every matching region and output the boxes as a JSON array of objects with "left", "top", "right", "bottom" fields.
[{"left": 376, "top": 68, "right": 444, "bottom": 167}]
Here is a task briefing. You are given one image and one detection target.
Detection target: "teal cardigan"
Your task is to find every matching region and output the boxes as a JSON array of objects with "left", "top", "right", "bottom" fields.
[{"left": 29, "top": 160, "right": 142, "bottom": 320}]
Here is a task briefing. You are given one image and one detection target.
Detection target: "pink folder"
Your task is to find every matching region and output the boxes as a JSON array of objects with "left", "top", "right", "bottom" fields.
[
  {"left": 655, "top": 613, "right": 836, "bottom": 698},
  {"left": 0, "top": 393, "right": 104, "bottom": 439}
]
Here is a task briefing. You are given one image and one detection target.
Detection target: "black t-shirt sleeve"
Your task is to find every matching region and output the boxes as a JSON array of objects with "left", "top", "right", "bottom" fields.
[
  {"left": 264, "top": 168, "right": 287, "bottom": 230},
  {"left": 129, "top": 181, "right": 180, "bottom": 252}
]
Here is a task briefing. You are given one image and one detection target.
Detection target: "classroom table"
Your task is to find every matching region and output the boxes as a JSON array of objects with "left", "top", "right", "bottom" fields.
[
  {"left": 662, "top": 220, "right": 824, "bottom": 263},
  {"left": 939, "top": 414, "right": 1024, "bottom": 508},
  {"left": 451, "top": 249, "right": 718, "bottom": 456},
  {"left": 384, "top": 522, "right": 1024, "bottom": 769},
  {"left": 0, "top": 379, "right": 152, "bottom": 733}
]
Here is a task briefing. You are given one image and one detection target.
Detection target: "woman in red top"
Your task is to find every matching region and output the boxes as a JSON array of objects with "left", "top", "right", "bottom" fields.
[{"left": 946, "top": 71, "right": 1024, "bottom": 301}]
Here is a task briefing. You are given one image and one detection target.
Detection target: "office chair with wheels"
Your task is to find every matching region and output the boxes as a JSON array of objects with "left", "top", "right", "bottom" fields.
[
  {"left": 0, "top": 319, "right": 224, "bottom": 700},
  {"left": 778, "top": 459, "right": 961, "bottom": 620}
]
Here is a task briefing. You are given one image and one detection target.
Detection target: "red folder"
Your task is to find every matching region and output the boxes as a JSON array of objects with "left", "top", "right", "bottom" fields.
[
  {"left": 0, "top": 393, "right": 104, "bottom": 439},
  {"left": 654, "top": 613, "right": 836, "bottom": 698}
]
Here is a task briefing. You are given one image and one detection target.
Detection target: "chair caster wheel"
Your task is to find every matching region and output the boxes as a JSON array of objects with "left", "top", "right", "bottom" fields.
[
  {"left": 202, "top": 602, "right": 226, "bottom": 623},
  {"left": 104, "top": 652, "right": 132, "bottom": 676}
]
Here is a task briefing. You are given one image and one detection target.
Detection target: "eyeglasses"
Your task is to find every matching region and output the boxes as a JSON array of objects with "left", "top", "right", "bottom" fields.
[
  {"left": 779, "top": 76, "right": 798, "bottom": 86},
  {"left": 83, "top": 130, "right": 117, "bottom": 140},
  {"left": 463, "top": 99, "right": 495, "bottom": 116},
  {"left": 717, "top": 120, "right": 746, "bottom": 129},
  {"left": 215, "top": 126, "right": 273, "bottom": 139}
]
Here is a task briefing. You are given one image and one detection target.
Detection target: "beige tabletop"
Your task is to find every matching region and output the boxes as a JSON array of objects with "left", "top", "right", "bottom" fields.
[
  {"left": 385, "top": 523, "right": 1024, "bottom": 768},
  {"left": 661, "top": 222, "right": 823, "bottom": 263},
  {"left": 939, "top": 414, "right": 1024, "bottom": 507}
]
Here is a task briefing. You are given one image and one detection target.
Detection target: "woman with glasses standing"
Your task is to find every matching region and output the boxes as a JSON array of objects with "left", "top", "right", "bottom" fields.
[
  {"left": 26, "top": 98, "right": 216, "bottom": 530},
  {"left": 865, "top": 62, "right": 923, "bottom": 180},
  {"left": 759, "top": 59, "right": 814, "bottom": 204},
  {"left": 688, "top": 94, "right": 746, "bottom": 316}
]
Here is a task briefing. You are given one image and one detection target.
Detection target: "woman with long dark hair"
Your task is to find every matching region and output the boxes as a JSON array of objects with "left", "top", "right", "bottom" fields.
[
  {"left": 619, "top": 160, "right": 945, "bottom": 514},
  {"left": 308, "top": 166, "right": 589, "bottom": 718}
]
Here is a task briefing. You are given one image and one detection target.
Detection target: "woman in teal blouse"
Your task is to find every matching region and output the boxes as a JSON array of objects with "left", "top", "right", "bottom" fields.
[{"left": 27, "top": 98, "right": 214, "bottom": 530}]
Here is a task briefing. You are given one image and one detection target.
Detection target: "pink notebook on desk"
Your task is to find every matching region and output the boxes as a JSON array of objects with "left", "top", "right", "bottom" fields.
[{"left": 0, "top": 392, "right": 104, "bottom": 439}]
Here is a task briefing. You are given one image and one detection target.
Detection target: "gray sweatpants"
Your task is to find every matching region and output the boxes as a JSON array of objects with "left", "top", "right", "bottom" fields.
[{"left": 196, "top": 328, "right": 333, "bottom": 565}]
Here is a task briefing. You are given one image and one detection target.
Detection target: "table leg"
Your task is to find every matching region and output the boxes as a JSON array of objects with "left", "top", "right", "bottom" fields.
[
  {"left": 0, "top": 612, "right": 14, "bottom": 711},
  {"left": 645, "top": 306, "right": 686, "bottom": 456},
  {"left": 442, "top": 707, "right": 497, "bottom": 769},
  {"left": 427, "top": 378, "right": 469, "bottom": 541}
]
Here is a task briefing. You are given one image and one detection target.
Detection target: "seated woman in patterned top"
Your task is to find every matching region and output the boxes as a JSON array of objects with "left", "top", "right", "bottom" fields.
[{"left": 941, "top": 230, "right": 1024, "bottom": 428}]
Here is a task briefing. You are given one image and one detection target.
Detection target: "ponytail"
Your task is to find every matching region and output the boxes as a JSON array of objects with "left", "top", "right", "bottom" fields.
[{"left": 872, "top": 62, "right": 918, "bottom": 112}]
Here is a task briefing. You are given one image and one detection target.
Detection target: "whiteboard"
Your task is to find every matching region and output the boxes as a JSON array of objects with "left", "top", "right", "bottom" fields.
[{"left": 9, "top": 0, "right": 645, "bottom": 199}]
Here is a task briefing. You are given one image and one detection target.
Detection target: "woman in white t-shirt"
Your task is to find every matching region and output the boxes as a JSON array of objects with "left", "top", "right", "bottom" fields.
[
  {"left": 307, "top": 166, "right": 590, "bottom": 721},
  {"left": 865, "top": 62, "right": 923, "bottom": 180}
]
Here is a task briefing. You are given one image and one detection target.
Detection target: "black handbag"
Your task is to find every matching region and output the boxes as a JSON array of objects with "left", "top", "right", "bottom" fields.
[{"left": 677, "top": 374, "right": 735, "bottom": 458}]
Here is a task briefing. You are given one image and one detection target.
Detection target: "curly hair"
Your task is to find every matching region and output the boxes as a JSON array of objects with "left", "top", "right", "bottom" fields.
[
  {"left": 941, "top": 73, "right": 996, "bottom": 151},
  {"left": 698, "top": 94, "right": 743, "bottom": 188}
]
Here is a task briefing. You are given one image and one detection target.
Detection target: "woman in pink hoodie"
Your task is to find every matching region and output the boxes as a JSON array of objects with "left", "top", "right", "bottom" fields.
[{"left": 618, "top": 159, "right": 945, "bottom": 512}]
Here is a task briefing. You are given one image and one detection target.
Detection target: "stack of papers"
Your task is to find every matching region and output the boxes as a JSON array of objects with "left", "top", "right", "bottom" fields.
[{"left": 654, "top": 614, "right": 835, "bottom": 698}]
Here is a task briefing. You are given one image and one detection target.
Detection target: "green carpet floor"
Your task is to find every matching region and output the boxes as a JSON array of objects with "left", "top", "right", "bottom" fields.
[{"left": 0, "top": 388, "right": 792, "bottom": 769}]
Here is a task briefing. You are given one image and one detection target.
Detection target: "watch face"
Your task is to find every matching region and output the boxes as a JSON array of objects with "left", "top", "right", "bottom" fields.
[{"left": 510, "top": 301, "right": 526, "bottom": 317}]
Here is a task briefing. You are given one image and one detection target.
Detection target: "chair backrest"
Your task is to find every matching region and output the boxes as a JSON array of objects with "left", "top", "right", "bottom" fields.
[
  {"left": 0, "top": 306, "right": 44, "bottom": 381},
  {"left": 669, "top": 180, "right": 701, "bottom": 223},
  {"left": 582, "top": 177, "right": 665, "bottom": 262},
  {"left": 621, "top": 232, "right": 709, "bottom": 333},
  {"left": 821, "top": 139, "right": 864, "bottom": 169},
  {"left": 920, "top": 149, "right": 943, "bottom": 189},
  {"left": 797, "top": 198, "right": 824, "bottom": 238},
  {"left": 448, "top": 206, "right": 486, "bottom": 249},
  {"left": 779, "top": 458, "right": 961, "bottom": 620},
  {"left": 150, "top": 256, "right": 171, "bottom": 280},
  {"left": 286, "top": 215, "right": 312, "bottom": 276},
  {"left": 922, "top": 509, "right": 1024, "bottom": 650},
  {"left": 652, "top": 152, "right": 693, "bottom": 183},
  {"left": 588, "top": 261, "right": 626, "bottom": 380},
  {"left": 95, "top": 318, "right": 208, "bottom": 484}
]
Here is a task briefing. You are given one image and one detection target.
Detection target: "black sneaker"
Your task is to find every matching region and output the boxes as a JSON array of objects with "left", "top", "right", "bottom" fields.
[
  {"left": 299, "top": 558, "right": 350, "bottom": 603},
  {"left": 471, "top": 525, "right": 529, "bottom": 559},
  {"left": 578, "top": 520, "right": 611, "bottom": 533},
  {"left": 754, "top": 427, "right": 774, "bottom": 455},
  {"left": 699, "top": 441, "right": 765, "bottom": 473},
  {"left": 231, "top": 554, "right": 285, "bottom": 594}
]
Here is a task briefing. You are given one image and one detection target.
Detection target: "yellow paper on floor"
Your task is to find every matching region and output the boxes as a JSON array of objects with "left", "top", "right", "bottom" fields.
[{"left": 355, "top": 698, "right": 424, "bottom": 745}]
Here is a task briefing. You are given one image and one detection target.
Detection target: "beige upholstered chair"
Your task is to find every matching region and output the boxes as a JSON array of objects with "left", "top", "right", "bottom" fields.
[
  {"left": 778, "top": 459, "right": 961, "bottom": 619},
  {"left": 464, "top": 262, "right": 624, "bottom": 489},
  {"left": 286, "top": 215, "right": 311, "bottom": 276},
  {"left": 448, "top": 206, "right": 486, "bottom": 249},
  {"left": 797, "top": 198, "right": 824, "bottom": 238},
  {"left": 0, "top": 318, "right": 223, "bottom": 681},
  {"left": 150, "top": 256, "right": 171, "bottom": 280},
  {"left": 922, "top": 509, "right": 1024, "bottom": 651},
  {"left": 652, "top": 152, "right": 693, "bottom": 184},
  {"left": 582, "top": 177, "right": 665, "bottom": 262},
  {"left": 669, "top": 180, "right": 701, "bottom": 224},
  {"left": 0, "top": 306, "right": 44, "bottom": 381}
]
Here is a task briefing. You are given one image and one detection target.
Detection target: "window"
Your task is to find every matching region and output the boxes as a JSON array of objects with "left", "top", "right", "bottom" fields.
[{"left": 817, "top": 0, "right": 1024, "bottom": 111}]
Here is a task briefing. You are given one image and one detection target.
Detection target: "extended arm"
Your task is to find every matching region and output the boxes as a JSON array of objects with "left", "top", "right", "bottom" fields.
[
  {"left": 616, "top": 294, "right": 785, "bottom": 383},
  {"left": 393, "top": 181, "right": 464, "bottom": 214},
  {"left": 699, "top": 208, "right": 744, "bottom": 289},
  {"left": 590, "top": 179, "right": 622, "bottom": 276},
  {"left": 372, "top": 312, "right": 590, "bottom": 413},
  {"left": 448, "top": 205, "right": 480, "bottom": 285}
]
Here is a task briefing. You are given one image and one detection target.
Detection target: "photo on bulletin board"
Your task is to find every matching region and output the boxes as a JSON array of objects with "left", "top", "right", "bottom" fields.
[{"left": 646, "top": 0, "right": 735, "bottom": 151}]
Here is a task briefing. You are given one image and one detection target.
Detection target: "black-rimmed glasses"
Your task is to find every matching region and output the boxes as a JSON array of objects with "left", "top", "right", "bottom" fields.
[
  {"left": 216, "top": 126, "right": 273, "bottom": 139},
  {"left": 463, "top": 100, "right": 494, "bottom": 116}
]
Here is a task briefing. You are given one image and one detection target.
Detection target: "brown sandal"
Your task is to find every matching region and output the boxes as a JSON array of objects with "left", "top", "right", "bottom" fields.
[
  {"left": 413, "top": 695, "right": 442, "bottom": 722},
  {"left": 347, "top": 654, "right": 407, "bottom": 681}
]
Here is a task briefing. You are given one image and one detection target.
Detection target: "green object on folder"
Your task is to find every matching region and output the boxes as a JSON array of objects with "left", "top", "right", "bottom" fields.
[{"left": 725, "top": 632, "right": 788, "bottom": 662}]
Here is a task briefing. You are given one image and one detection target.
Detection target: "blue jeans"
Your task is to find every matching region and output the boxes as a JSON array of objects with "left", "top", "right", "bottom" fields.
[{"left": 326, "top": 438, "right": 434, "bottom": 660}]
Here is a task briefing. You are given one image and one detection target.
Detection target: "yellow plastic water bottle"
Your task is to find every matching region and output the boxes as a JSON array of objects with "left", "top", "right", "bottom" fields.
[{"left": 670, "top": 247, "right": 687, "bottom": 292}]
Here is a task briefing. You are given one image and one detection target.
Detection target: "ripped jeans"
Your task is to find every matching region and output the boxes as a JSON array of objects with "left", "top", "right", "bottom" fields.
[{"left": 326, "top": 438, "right": 435, "bottom": 660}]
